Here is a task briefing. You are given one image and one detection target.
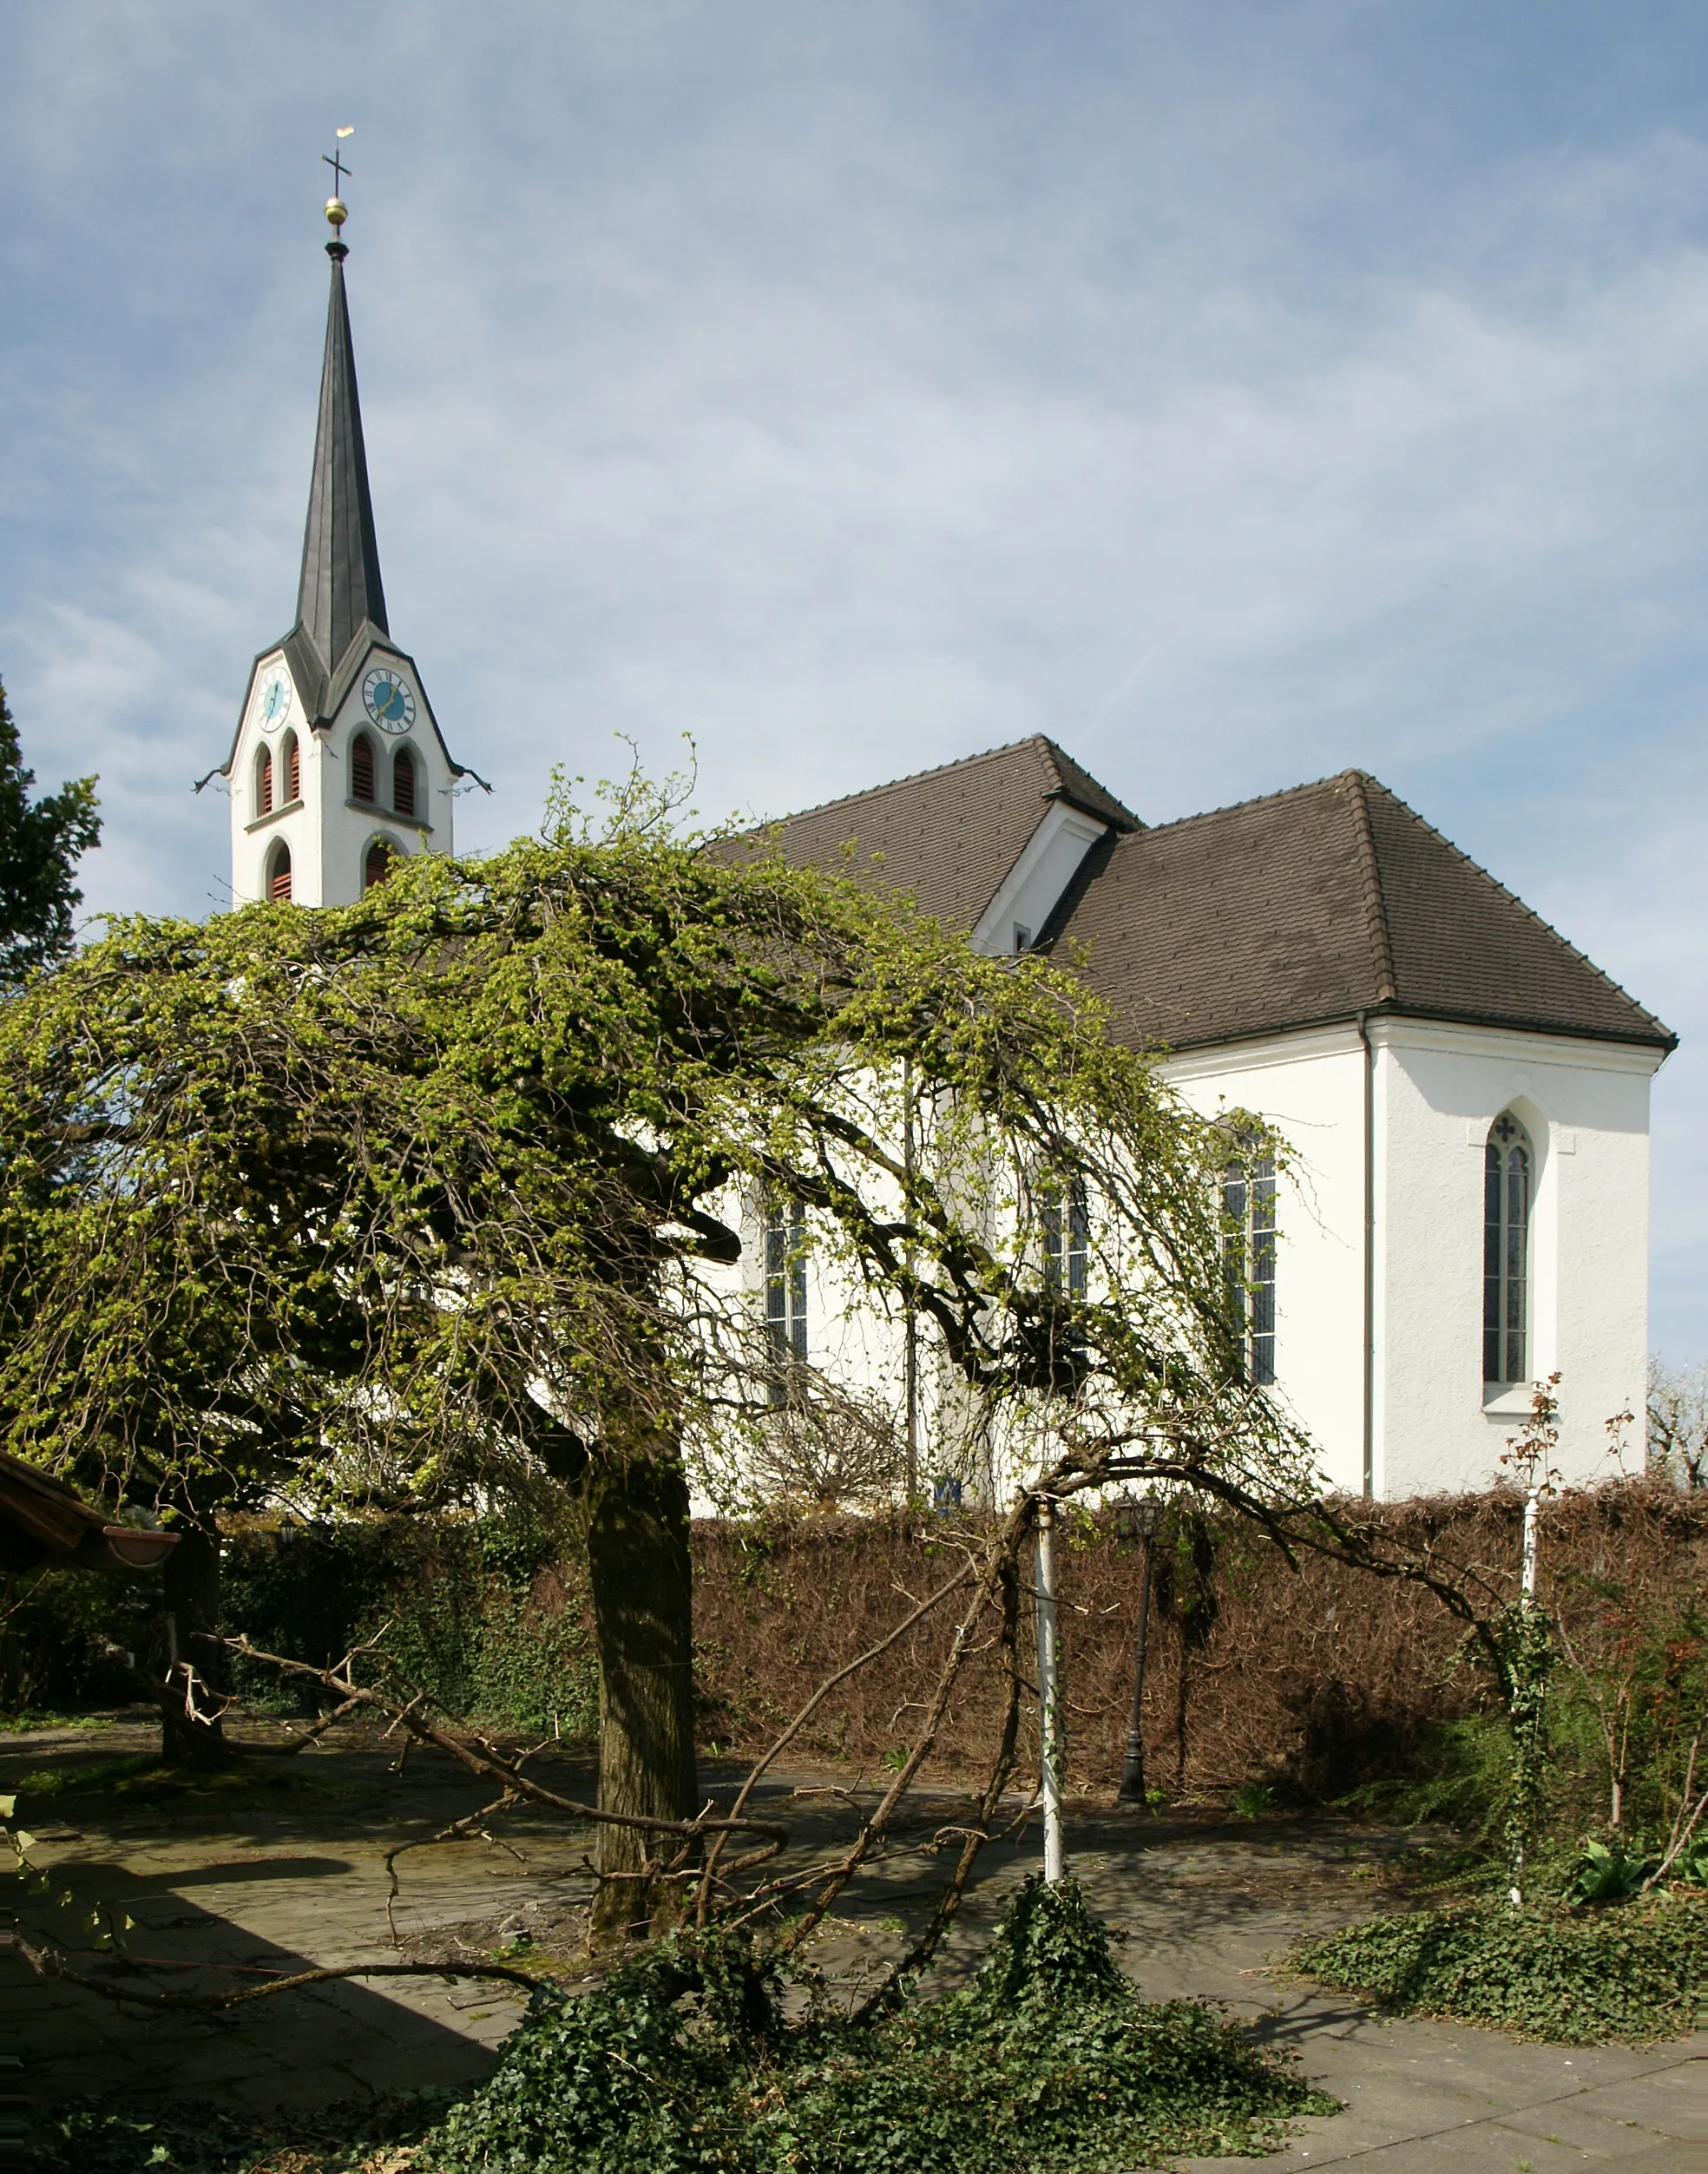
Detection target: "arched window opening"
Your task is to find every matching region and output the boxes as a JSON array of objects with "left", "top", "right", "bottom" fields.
[
  {"left": 764, "top": 1197, "right": 807, "bottom": 1403},
  {"left": 1041, "top": 1178, "right": 1088, "bottom": 1299},
  {"left": 1484, "top": 1113, "right": 1532, "bottom": 1387},
  {"left": 364, "top": 837, "right": 397, "bottom": 893},
  {"left": 281, "top": 730, "right": 300, "bottom": 805},
  {"left": 255, "top": 744, "right": 273, "bottom": 818},
  {"left": 392, "top": 746, "right": 417, "bottom": 819},
  {"left": 350, "top": 732, "right": 376, "bottom": 805},
  {"left": 266, "top": 841, "right": 292, "bottom": 904},
  {"left": 1222, "top": 1152, "right": 1277, "bottom": 1386}
]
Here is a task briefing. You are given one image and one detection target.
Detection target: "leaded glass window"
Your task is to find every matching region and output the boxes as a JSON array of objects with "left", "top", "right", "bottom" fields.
[
  {"left": 1484, "top": 1113, "right": 1531, "bottom": 1387},
  {"left": 1223, "top": 1153, "right": 1277, "bottom": 1386},
  {"left": 765, "top": 1198, "right": 807, "bottom": 1401},
  {"left": 1041, "top": 1179, "right": 1088, "bottom": 1299}
]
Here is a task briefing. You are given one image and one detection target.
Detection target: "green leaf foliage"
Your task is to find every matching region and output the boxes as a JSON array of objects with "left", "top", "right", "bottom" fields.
[
  {"left": 1291, "top": 1891, "right": 1708, "bottom": 2045},
  {"left": 0, "top": 773, "right": 1293, "bottom": 1527},
  {"left": 0, "top": 679, "right": 100, "bottom": 993}
]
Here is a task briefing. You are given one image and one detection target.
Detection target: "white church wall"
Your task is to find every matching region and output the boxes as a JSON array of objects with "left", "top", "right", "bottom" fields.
[
  {"left": 1373, "top": 1019, "right": 1659, "bottom": 1499},
  {"left": 1161, "top": 1028, "right": 1368, "bottom": 1494}
]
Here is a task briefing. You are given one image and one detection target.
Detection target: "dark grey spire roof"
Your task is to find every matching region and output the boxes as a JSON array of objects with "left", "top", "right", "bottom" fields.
[{"left": 295, "top": 242, "right": 387, "bottom": 680}]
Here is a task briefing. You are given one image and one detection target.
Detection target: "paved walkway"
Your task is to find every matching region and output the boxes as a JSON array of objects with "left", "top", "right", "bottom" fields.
[{"left": 3, "top": 1718, "right": 1703, "bottom": 2169}]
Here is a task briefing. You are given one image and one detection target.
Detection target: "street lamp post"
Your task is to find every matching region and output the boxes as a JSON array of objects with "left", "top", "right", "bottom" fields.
[{"left": 1114, "top": 1491, "right": 1159, "bottom": 1806}]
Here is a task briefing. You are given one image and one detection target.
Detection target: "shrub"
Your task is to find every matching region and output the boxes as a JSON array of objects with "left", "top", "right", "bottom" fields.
[{"left": 1290, "top": 1891, "right": 1708, "bottom": 2044}]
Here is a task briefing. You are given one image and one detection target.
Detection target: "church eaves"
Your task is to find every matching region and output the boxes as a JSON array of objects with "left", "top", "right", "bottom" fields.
[{"left": 294, "top": 240, "right": 388, "bottom": 691}]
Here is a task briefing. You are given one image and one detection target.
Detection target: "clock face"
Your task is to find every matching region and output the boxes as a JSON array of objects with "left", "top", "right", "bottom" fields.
[
  {"left": 363, "top": 667, "right": 417, "bottom": 735},
  {"left": 256, "top": 670, "right": 292, "bottom": 732}
]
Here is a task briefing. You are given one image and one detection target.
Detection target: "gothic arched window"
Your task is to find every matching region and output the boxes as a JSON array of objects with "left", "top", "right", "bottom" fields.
[
  {"left": 1484, "top": 1112, "right": 1532, "bottom": 1387},
  {"left": 255, "top": 744, "right": 273, "bottom": 818},
  {"left": 281, "top": 730, "right": 300, "bottom": 805},
  {"left": 1222, "top": 1151, "right": 1277, "bottom": 1386},
  {"left": 350, "top": 732, "right": 377, "bottom": 805},
  {"left": 364, "top": 837, "right": 397, "bottom": 893},
  {"left": 266, "top": 841, "right": 292, "bottom": 904},
  {"left": 392, "top": 746, "right": 417, "bottom": 819}
]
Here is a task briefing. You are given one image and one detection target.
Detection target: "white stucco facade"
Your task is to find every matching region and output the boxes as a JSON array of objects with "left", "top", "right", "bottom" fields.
[
  {"left": 228, "top": 639, "right": 455, "bottom": 908},
  {"left": 1165, "top": 1019, "right": 1662, "bottom": 1498}
]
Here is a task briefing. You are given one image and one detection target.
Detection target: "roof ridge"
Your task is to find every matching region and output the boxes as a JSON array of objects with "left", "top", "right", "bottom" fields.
[
  {"left": 1126, "top": 769, "right": 1360, "bottom": 838},
  {"left": 759, "top": 735, "right": 1057, "bottom": 831},
  {"left": 1343, "top": 772, "right": 1398, "bottom": 1007},
  {"left": 1358, "top": 777, "right": 1673, "bottom": 1042}
]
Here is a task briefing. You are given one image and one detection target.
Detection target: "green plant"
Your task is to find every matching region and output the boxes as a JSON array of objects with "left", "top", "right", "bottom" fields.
[
  {"left": 1567, "top": 1838, "right": 1654, "bottom": 1903},
  {"left": 1291, "top": 1890, "right": 1708, "bottom": 2044},
  {"left": 1229, "top": 1780, "right": 1276, "bottom": 1819},
  {"left": 421, "top": 1876, "right": 1334, "bottom": 2174}
]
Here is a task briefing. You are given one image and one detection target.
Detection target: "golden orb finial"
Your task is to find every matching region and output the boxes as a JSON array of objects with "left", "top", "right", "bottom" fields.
[{"left": 325, "top": 196, "right": 348, "bottom": 229}]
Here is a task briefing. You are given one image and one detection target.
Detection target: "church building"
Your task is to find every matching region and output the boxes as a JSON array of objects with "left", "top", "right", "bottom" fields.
[{"left": 211, "top": 221, "right": 1676, "bottom": 1502}]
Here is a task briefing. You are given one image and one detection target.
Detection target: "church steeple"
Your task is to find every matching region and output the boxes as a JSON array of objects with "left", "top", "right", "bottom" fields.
[
  {"left": 295, "top": 240, "right": 388, "bottom": 678},
  {"left": 211, "top": 161, "right": 473, "bottom": 910}
]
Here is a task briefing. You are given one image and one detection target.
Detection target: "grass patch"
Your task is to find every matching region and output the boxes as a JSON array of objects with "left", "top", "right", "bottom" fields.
[
  {"left": 34, "top": 2090, "right": 457, "bottom": 2173},
  {"left": 1290, "top": 1890, "right": 1708, "bottom": 2045},
  {"left": 0, "top": 1709, "right": 114, "bottom": 1735},
  {"left": 19, "top": 1754, "right": 355, "bottom": 1806}
]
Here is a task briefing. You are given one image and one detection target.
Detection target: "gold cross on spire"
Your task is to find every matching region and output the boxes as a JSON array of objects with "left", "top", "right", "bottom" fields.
[{"left": 323, "top": 127, "right": 354, "bottom": 232}]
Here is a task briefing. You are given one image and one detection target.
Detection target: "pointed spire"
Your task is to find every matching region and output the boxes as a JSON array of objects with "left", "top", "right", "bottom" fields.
[{"left": 296, "top": 240, "right": 387, "bottom": 678}]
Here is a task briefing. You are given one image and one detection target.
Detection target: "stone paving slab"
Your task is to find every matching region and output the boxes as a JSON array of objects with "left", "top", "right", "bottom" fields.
[{"left": 3, "top": 1718, "right": 1705, "bottom": 2169}]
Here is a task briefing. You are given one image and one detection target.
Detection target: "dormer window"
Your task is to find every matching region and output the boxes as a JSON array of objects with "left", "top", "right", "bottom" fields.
[
  {"left": 255, "top": 745, "right": 273, "bottom": 818},
  {"left": 281, "top": 730, "right": 300, "bottom": 805},
  {"left": 392, "top": 746, "right": 417, "bottom": 819},
  {"left": 351, "top": 732, "right": 377, "bottom": 805}
]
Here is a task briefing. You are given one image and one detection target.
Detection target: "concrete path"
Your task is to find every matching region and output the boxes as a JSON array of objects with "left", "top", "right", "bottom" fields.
[{"left": 3, "top": 1718, "right": 1703, "bottom": 2169}]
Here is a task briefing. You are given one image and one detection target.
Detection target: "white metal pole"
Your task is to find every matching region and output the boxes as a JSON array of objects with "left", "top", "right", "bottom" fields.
[
  {"left": 1035, "top": 1496, "right": 1065, "bottom": 1884},
  {"left": 1521, "top": 1484, "right": 1540, "bottom": 1605}
]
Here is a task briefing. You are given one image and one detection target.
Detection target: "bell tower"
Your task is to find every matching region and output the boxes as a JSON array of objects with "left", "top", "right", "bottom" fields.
[{"left": 209, "top": 161, "right": 471, "bottom": 905}]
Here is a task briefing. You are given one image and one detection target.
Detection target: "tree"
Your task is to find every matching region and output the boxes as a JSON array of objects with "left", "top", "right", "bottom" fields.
[
  {"left": 0, "top": 680, "right": 100, "bottom": 991},
  {"left": 1648, "top": 1357, "right": 1708, "bottom": 1489},
  {"left": 0, "top": 774, "right": 1301, "bottom": 1928}
]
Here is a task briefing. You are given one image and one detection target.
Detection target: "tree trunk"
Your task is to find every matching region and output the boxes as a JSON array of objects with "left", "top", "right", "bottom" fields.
[
  {"left": 161, "top": 1523, "right": 229, "bottom": 1770},
  {"left": 584, "top": 1439, "right": 699, "bottom": 1948}
]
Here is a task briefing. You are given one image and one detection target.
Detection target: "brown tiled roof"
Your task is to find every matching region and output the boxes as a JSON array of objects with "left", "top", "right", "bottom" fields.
[
  {"left": 1041, "top": 771, "right": 1675, "bottom": 1054},
  {"left": 728, "top": 736, "right": 1140, "bottom": 929}
]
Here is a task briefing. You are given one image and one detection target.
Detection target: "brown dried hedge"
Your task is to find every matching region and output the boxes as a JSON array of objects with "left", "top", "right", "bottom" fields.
[{"left": 688, "top": 1484, "right": 1708, "bottom": 1799}]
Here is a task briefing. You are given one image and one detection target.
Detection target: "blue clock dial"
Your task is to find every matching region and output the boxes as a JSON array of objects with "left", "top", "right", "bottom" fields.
[
  {"left": 363, "top": 668, "right": 417, "bottom": 735},
  {"left": 257, "top": 671, "right": 292, "bottom": 732}
]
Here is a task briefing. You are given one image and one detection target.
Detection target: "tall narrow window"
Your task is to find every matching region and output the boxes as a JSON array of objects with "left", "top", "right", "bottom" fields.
[
  {"left": 1484, "top": 1113, "right": 1532, "bottom": 1387},
  {"left": 364, "top": 838, "right": 397, "bottom": 893},
  {"left": 1222, "top": 1153, "right": 1277, "bottom": 1386},
  {"left": 255, "top": 745, "right": 273, "bottom": 818},
  {"left": 1041, "top": 1179, "right": 1088, "bottom": 1298},
  {"left": 266, "top": 841, "right": 292, "bottom": 904},
  {"left": 764, "top": 1198, "right": 808, "bottom": 1399},
  {"left": 392, "top": 746, "right": 417, "bottom": 818},
  {"left": 351, "top": 732, "right": 376, "bottom": 805},
  {"left": 282, "top": 730, "right": 300, "bottom": 805}
]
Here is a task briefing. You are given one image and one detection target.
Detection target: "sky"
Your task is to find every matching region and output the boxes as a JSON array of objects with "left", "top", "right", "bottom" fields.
[{"left": 3, "top": 2, "right": 1707, "bottom": 1364}]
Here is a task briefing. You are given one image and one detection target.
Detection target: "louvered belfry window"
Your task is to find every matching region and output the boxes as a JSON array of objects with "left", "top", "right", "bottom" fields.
[
  {"left": 351, "top": 732, "right": 376, "bottom": 805},
  {"left": 283, "top": 732, "right": 300, "bottom": 805},
  {"left": 392, "top": 747, "right": 416, "bottom": 819},
  {"left": 267, "top": 844, "right": 292, "bottom": 904},
  {"left": 1484, "top": 1113, "right": 1532, "bottom": 1386},
  {"left": 256, "top": 745, "right": 273, "bottom": 818}
]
